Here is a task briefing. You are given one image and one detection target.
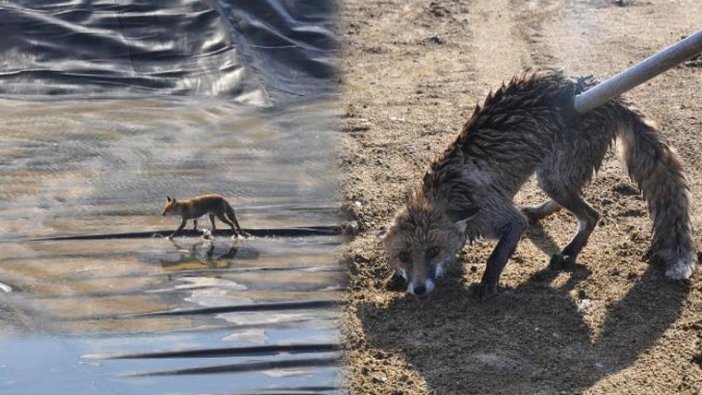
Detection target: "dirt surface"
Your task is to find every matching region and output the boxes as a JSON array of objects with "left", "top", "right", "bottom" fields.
[{"left": 337, "top": 0, "right": 702, "bottom": 394}]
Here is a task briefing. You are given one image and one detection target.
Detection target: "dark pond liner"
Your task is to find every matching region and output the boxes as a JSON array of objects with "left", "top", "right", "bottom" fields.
[
  {"left": 215, "top": 386, "right": 341, "bottom": 395},
  {"left": 85, "top": 343, "right": 342, "bottom": 360},
  {"left": 129, "top": 299, "right": 339, "bottom": 317},
  {"left": 216, "top": 386, "right": 340, "bottom": 395},
  {"left": 123, "top": 355, "right": 342, "bottom": 377},
  {"left": 0, "top": 0, "right": 338, "bottom": 102},
  {"left": 62, "top": 299, "right": 339, "bottom": 321},
  {"left": 29, "top": 226, "right": 344, "bottom": 242}
]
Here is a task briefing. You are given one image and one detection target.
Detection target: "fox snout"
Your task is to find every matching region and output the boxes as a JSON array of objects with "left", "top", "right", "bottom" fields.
[
  {"left": 408, "top": 278, "right": 435, "bottom": 298},
  {"left": 162, "top": 196, "right": 176, "bottom": 216},
  {"left": 400, "top": 263, "right": 444, "bottom": 299}
]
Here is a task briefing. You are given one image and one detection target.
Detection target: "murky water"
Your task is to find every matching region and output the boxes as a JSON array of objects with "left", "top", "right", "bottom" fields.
[{"left": 0, "top": 1, "right": 341, "bottom": 393}]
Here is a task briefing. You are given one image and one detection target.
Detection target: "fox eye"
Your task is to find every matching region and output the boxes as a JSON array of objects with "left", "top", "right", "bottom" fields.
[
  {"left": 426, "top": 246, "right": 440, "bottom": 259},
  {"left": 398, "top": 251, "right": 411, "bottom": 263}
]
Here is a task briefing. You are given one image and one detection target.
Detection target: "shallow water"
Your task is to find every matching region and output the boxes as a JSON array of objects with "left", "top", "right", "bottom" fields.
[
  {"left": 0, "top": 97, "right": 344, "bottom": 394},
  {"left": 0, "top": 98, "right": 339, "bottom": 241},
  {"left": 0, "top": 237, "right": 342, "bottom": 395},
  {"left": 0, "top": 1, "right": 342, "bottom": 393}
]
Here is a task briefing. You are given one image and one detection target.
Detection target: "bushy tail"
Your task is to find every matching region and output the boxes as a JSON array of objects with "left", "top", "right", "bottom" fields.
[{"left": 616, "top": 106, "right": 696, "bottom": 279}]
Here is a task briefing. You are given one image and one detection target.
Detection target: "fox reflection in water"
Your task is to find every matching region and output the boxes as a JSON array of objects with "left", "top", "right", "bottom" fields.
[{"left": 161, "top": 238, "right": 260, "bottom": 271}]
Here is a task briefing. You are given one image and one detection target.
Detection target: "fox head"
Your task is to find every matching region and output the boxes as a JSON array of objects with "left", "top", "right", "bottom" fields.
[
  {"left": 382, "top": 190, "right": 478, "bottom": 298},
  {"left": 161, "top": 196, "right": 178, "bottom": 216}
]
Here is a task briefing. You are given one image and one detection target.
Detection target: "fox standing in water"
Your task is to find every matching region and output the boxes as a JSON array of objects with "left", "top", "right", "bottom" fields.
[
  {"left": 161, "top": 194, "right": 248, "bottom": 239},
  {"left": 383, "top": 70, "right": 696, "bottom": 299}
]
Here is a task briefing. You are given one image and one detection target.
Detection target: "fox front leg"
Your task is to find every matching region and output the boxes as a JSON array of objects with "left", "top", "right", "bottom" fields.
[
  {"left": 169, "top": 218, "right": 187, "bottom": 239},
  {"left": 474, "top": 212, "right": 527, "bottom": 299}
]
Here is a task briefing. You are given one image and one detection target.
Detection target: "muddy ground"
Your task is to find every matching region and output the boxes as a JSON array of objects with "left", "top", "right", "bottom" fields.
[{"left": 337, "top": 0, "right": 702, "bottom": 393}]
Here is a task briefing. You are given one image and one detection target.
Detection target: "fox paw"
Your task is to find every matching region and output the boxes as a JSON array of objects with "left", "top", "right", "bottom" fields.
[
  {"left": 664, "top": 259, "right": 695, "bottom": 280},
  {"left": 549, "top": 254, "right": 574, "bottom": 271},
  {"left": 473, "top": 282, "right": 498, "bottom": 300}
]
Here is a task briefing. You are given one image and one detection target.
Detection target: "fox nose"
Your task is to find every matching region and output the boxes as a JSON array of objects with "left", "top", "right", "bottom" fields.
[{"left": 414, "top": 284, "right": 427, "bottom": 296}]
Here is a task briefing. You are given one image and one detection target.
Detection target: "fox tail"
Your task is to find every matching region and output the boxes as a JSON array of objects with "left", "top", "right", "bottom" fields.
[{"left": 615, "top": 105, "right": 696, "bottom": 279}]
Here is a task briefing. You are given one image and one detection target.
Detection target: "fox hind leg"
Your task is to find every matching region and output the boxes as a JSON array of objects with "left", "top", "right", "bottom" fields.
[
  {"left": 537, "top": 133, "right": 607, "bottom": 270},
  {"left": 226, "top": 206, "right": 248, "bottom": 237},
  {"left": 193, "top": 220, "right": 198, "bottom": 230},
  {"left": 209, "top": 214, "right": 216, "bottom": 230},
  {"left": 522, "top": 200, "right": 561, "bottom": 225},
  {"left": 216, "top": 213, "right": 237, "bottom": 234},
  {"left": 542, "top": 190, "right": 600, "bottom": 270}
]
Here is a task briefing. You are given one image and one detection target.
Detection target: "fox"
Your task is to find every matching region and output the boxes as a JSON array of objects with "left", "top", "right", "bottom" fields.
[
  {"left": 161, "top": 194, "right": 248, "bottom": 239},
  {"left": 382, "top": 70, "right": 696, "bottom": 299}
]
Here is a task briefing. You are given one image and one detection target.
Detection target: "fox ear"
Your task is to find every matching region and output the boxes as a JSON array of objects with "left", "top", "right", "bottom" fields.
[
  {"left": 446, "top": 206, "right": 479, "bottom": 224},
  {"left": 166, "top": 196, "right": 172, "bottom": 202}
]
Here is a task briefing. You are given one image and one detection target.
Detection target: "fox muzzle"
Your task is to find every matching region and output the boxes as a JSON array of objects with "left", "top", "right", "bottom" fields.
[
  {"left": 403, "top": 262, "right": 444, "bottom": 298},
  {"left": 407, "top": 278, "right": 435, "bottom": 299}
]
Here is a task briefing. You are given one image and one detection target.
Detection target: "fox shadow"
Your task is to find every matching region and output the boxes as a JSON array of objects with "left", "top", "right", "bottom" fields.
[{"left": 357, "top": 253, "right": 690, "bottom": 393}]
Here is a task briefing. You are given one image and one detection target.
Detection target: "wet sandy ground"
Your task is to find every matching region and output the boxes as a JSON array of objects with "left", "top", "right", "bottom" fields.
[{"left": 338, "top": 0, "right": 702, "bottom": 393}]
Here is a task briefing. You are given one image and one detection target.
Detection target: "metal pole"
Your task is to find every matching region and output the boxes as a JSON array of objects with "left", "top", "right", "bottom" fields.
[{"left": 574, "top": 28, "right": 702, "bottom": 114}]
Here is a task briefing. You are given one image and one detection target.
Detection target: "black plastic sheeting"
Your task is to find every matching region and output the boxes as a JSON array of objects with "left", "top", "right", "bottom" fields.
[{"left": 0, "top": 0, "right": 337, "bottom": 103}]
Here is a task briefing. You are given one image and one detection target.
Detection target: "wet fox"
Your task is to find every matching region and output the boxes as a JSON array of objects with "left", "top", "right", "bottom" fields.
[
  {"left": 383, "top": 71, "right": 696, "bottom": 299},
  {"left": 161, "top": 194, "right": 247, "bottom": 239}
]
